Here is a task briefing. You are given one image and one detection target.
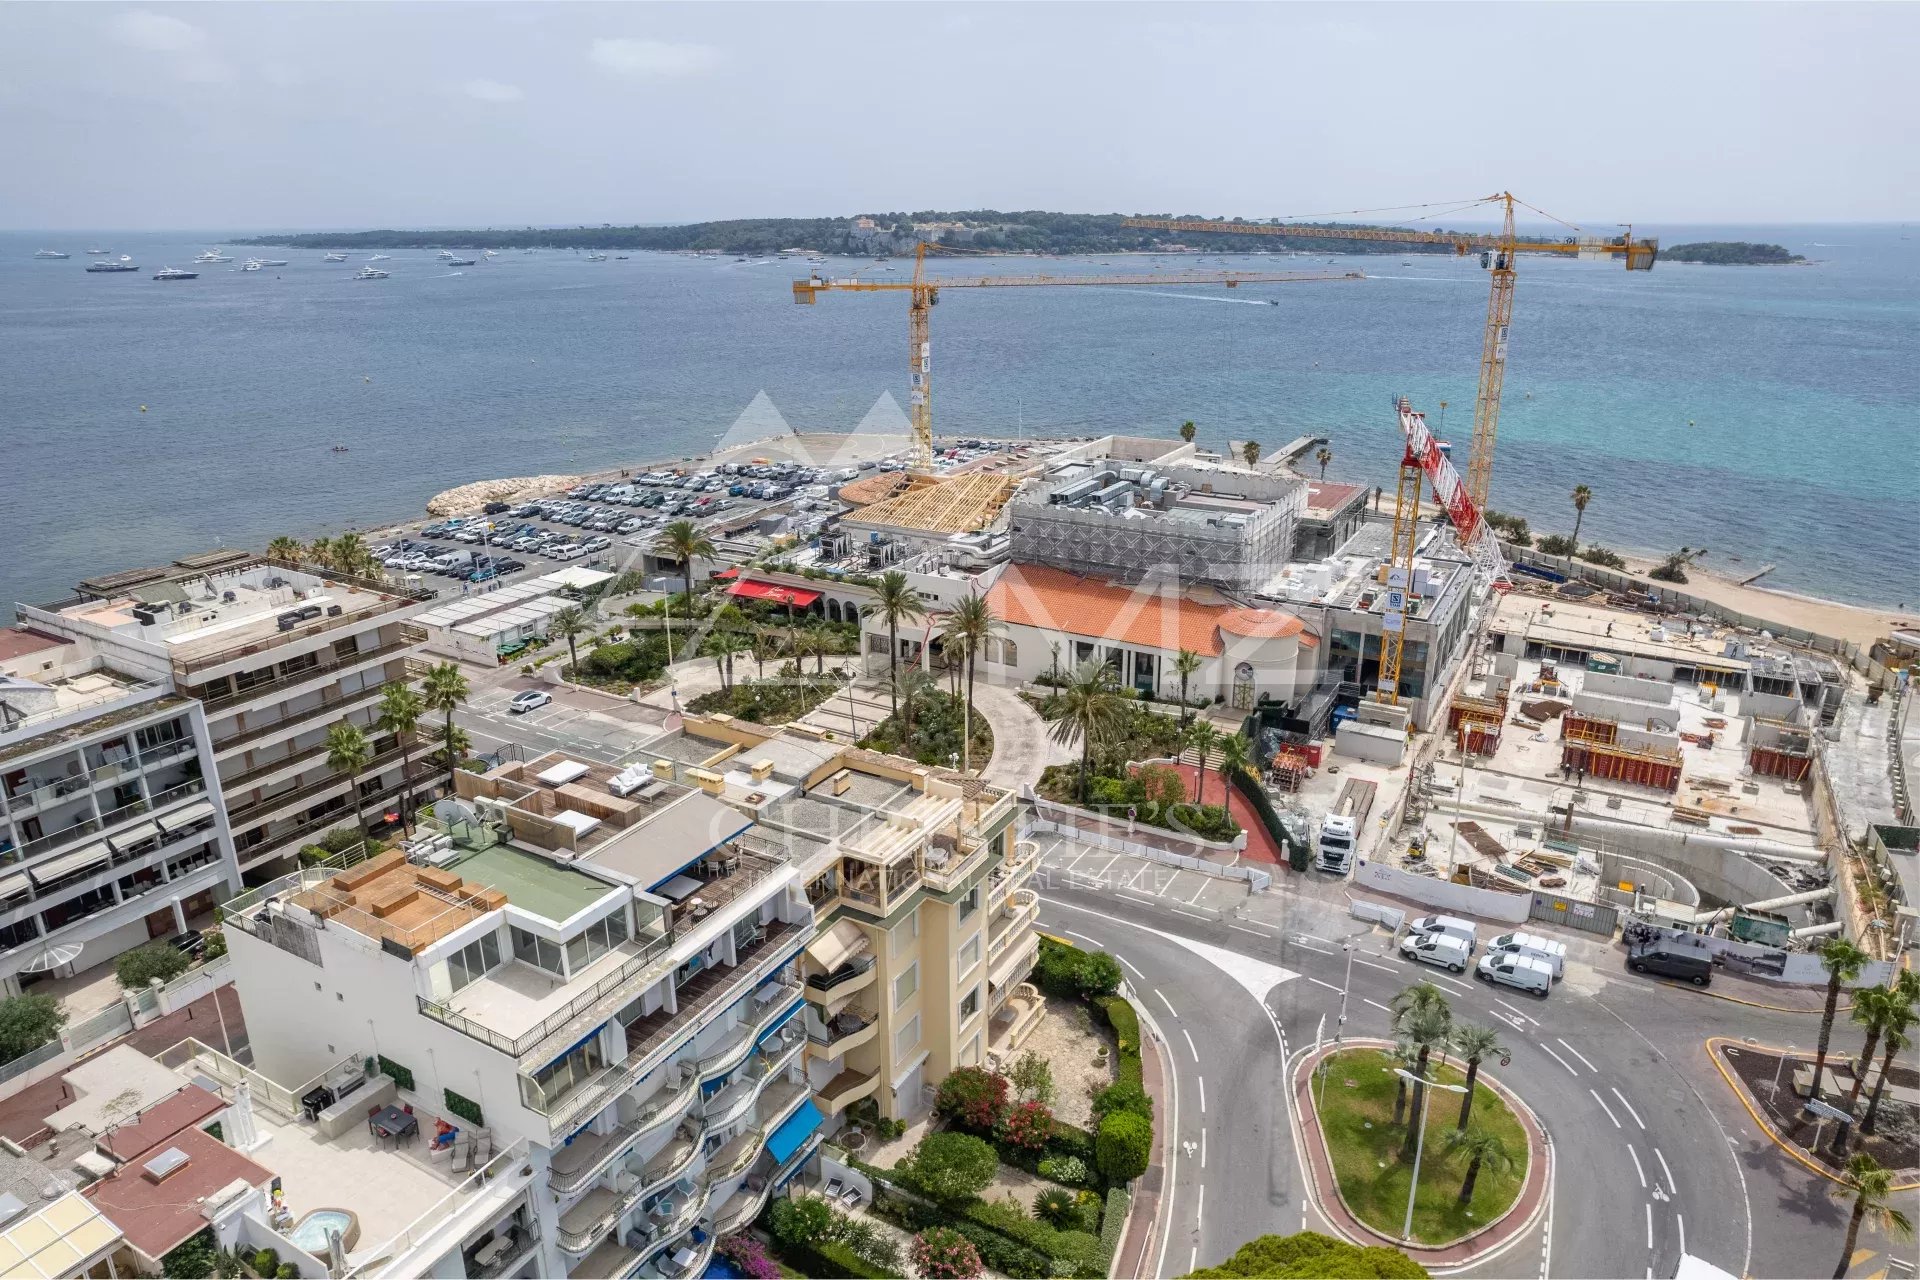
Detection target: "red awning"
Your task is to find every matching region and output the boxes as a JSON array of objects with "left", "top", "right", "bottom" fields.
[
  {"left": 727, "top": 579, "right": 821, "bottom": 607},
  {"left": 714, "top": 567, "right": 741, "bottom": 580}
]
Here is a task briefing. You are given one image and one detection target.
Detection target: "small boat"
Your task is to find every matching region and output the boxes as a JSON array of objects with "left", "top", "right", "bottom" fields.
[
  {"left": 354, "top": 265, "right": 390, "bottom": 279},
  {"left": 325, "top": 252, "right": 348, "bottom": 262},
  {"left": 152, "top": 266, "right": 198, "bottom": 280},
  {"left": 584, "top": 252, "right": 608, "bottom": 262},
  {"left": 259, "top": 258, "right": 288, "bottom": 266},
  {"left": 437, "top": 250, "right": 456, "bottom": 260},
  {"left": 33, "top": 249, "right": 69, "bottom": 259},
  {"left": 193, "top": 249, "right": 232, "bottom": 263},
  {"left": 86, "top": 256, "right": 140, "bottom": 273},
  {"left": 445, "top": 256, "right": 476, "bottom": 266},
  {"left": 483, "top": 249, "right": 499, "bottom": 258},
  {"left": 613, "top": 255, "right": 628, "bottom": 260},
  {"left": 368, "top": 253, "right": 391, "bottom": 262},
  {"left": 86, "top": 248, "right": 111, "bottom": 255},
  {"left": 242, "top": 259, "right": 263, "bottom": 271}
]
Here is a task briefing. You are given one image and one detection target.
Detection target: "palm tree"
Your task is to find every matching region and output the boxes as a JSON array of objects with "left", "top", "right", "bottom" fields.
[
  {"left": 308, "top": 536, "right": 334, "bottom": 570},
  {"left": 1045, "top": 658, "right": 1128, "bottom": 805},
  {"left": 1810, "top": 938, "right": 1869, "bottom": 1100},
  {"left": 333, "top": 533, "right": 370, "bottom": 577},
  {"left": 941, "top": 592, "right": 1000, "bottom": 775},
  {"left": 1450, "top": 1024, "right": 1507, "bottom": 1130},
  {"left": 1241, "top": 440, "right": 1261, "bottom": 467},
  {"left": 1173, "top": 649, "right": 1203, "bottom": 729},
  {"left": 1214, "top": 732, "right": 1252, "bottom": 809},
  {"left": 1397, "top": 1003, "right": 1455, "bottom": 1158},
  {"left": 1447, "top": 1129, "right": 1514, "bottom": 1207},
  {"left": 1314, "top": 446, "right": 1333, "bottom": 480},
  {"left": 1845, "top": 986, "right": 1899, "bottom": 1111},
  {"left": 656, "top": 520, "right": 716, "bottom": 613},
  {"left": 435, "top": 723, "right": 473, "bottom": 778},
  {"left": 551, "top": 606, "right": 588, "bottom": 674},
  {"left": 1861, "top": 990, "right": 1916, "bottom": 1135},
  {"left": 862, "top": 571, "right": 926, "bottom": 722},
  {"left": 376, "top": 683, "right": 425, "bottom": 835},
  {"left": 893, "top": 667, "right": 937, "bottom": 757},
  {"left": 1179, "top": 420, "right": 1197, "bottom": 444},
  {"left": 1185, "top": 721, "right": 1218, "bottom": 804},
  {"left": 267, "top": 535, "right": 302, "bottom": 563},
  {"left": 1828, "top": 1153, "right": 1913, "bottom": 1279},
  {"left": 420, "top": 662, "right": 471, "bottom": 790},
  {"left": 1570, "top": 485, "right": 1593, "bottom": 547},
  {"left": 324, "top": 721, "right": 375, "bottom": 845},
  {"left": 1388, "top": 1041, "right": 1421, "bottom": 1127},
  {"left": 796, "top": 625, "right": 831, "bottom": 675}
]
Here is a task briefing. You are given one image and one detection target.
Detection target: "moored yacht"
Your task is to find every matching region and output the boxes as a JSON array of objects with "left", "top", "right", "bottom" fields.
[
  {"left": 353, "top": 265, "right": 390, "bottom": 279},
  {"left": 86, "top": 248, "right": 111, "bottom": 255},
  {"left": 242, "top": 258, "right": 264, "bottom": 271},
  {"left": 367, "top": 253, "right": 391, "bottom": 262},
  {"left": 87, "top": 255, "right": 139, "bottom": 273},
  {"left": 193, "top": 249, "right": 232, "bottom": 263},
  {"left": 33, "top": 249, "right": 69, "bottom": 259},
  {"left": 324, "top": 252, "right": 348, "bottom": 262},
  {"left": 152, "top": 266, "right": 198, "bottom": 280}
]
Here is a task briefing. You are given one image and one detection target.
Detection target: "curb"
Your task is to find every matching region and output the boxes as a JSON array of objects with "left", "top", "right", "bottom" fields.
[
  {"left": 1676, "top": 984, "right": 1841, "bottom": 1015},
  {"left": 1288, "top": 1039, "right": 1552, "bottom": 1265},
  {"left": 1704, "top": 1037, "right": 1919, "bottom": 1192},
  {"left": 1122, "top": 987, "right": 1177, "bottom": 1280}
]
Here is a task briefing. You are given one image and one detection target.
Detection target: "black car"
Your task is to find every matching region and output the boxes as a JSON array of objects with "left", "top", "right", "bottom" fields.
[
  {"left": 484, "top": 501, "right": 511, "bottom": 514},
  {"left": 1627, "top": 946, "right": 1713, "bottom": 986},
  {"left": 495, "top": 558, "right": 526, "bottom": 573}
]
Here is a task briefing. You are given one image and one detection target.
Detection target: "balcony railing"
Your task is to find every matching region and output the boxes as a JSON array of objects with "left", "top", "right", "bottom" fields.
[
  {"left": 420, "top": 929, "right": 674, "bottom": 1062},
  {"left": 549, "top": 1067, "right": 698, "bottom": 1198},
  {"left": 807, "top": 1006, "right": 878, "bottom": 1059},
  {"left": 342, "top": 1139, "right": 531, "bottom": 1279},
  {"left": 804, "top": 953, "right": 875, "bottom": 994},
  {"left": 232, "top": 778, "right": 409, "bottom": 869},
  {"left": 4, "top": 779, "right": 207, "bottom": 866},
  {"left": 195, "top": 636, "right": 412, "bottom": 717},
  {"left": 213, "top": 685, "right": 386, "bottom": 754},
  {"left": 224, "top": 744, "right": 408, "bottom": 828}
]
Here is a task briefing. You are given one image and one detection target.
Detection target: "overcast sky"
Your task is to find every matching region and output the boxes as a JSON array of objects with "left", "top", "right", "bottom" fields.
[{"left": 1, "top": 1, "right": 1912, "bottom": 231}]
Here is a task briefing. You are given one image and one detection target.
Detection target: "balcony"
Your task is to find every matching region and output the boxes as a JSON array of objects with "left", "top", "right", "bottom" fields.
[
  {"left": 576, "top": 1235, "right": 643, "bottom": 1280},
  {"left": 233, "top": 777, "right": 409, "bottom": 871},
  {"left": 213, "top": 684, "right": 386, "bottom": 756},
  {"left": 224, "top": 743, "right": 408, "bottom": 829},
  {"left": 805, "top": 952, "right": 876, "bottom": 1001},
  {"left": 756, "top": 1075, "right": 809, "bottom": 1131},
  {"left": 989, "top": 930, "right": 1040, "bottom": 993},
  {"left": 5, "top": 779, "right": 207, "bottom": 866},
  {"left": 194, "top": 635, "right": 412, "bottom": 718},
  {"left": 988, "top": 888, "right": 1040, "bottom": 956},
  {"left": 636, "top": 1207, "right": 710, "bottom": 1278},
  {"left": 705, "top": 1127, "right": 765, "bottom": 1184},
  {"left": 707, "top": 1177, "right": 772, "bottom": 1236},
  {"left": 695, "top": 984, "right": 802, "bottom": 1083},
  {"left": 549, "top": 1067, "right": 697, "bottom": 1198},
  {"left": 555, "top": 1124, "right": 702, "bottom": 1255},
  {"left": 807, "top": 1005, "right": 879, "bottom": 1062},
  {"left": 815, "top": 1064, "right": 881, "bottom": 1115}
]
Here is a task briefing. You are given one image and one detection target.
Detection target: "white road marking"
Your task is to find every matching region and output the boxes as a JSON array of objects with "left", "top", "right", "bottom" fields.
[
  {"left": 1653, "top": 1147, "right": 1676, "bottom": 1194},
  {"left": 1627, "top": 1143, "right": 1647, "bottom": 1188},
  {"left": 1062, "top": 929, "right": 1101, "bottom": 946},
  {"left": 1428, "top": 973, "right": 1475, "bottom": 994},
  {"left": 1117, "top": 890, "right": 1160, "bottom": 907},
  {"left": 1117, "top": 954, "right": 1146, "bottom": 981},
  {"left": 1186, "top": 879, "right": 1211, "bottom": 905},
  {"left": 1090, "top": 855, "right": 1122, "bottom": 880},
  {"left": 1182, "top": 1028, "right": 1199, "bottom": 1062},
  {"left": 1173, "top": 906, "right": 1212, "bottom": 921},
  {"left": 1591, "top": 1088, "right": 1622, "bottom": 1128},
  {"left": 1611, "top": 1087, "right": 1647, "bottom": 1130},
  {"left": 1156, "top": 989, "right": 1179, "bottom": 1018},
  {"left": 1123, "top": 864, "right": 1154, "bottom": 890},
  {"left": 1351, "top": 956, "right": 1398, "bottom": 974},
  {"left": 1201, "top": 1127, "right": 1207, "bottom": 1169},
  {"left": 1160, "top": 872, "right": 1188, "bottom": 899},
  {"left": 1190, "top": 1246, "right": 1198, "bottom": 1274},
  {"left": 1557, "top": 1038, "right": 1598, "bottom": 1072},
  {"left": 1496, "top": 998, "right": 1538, "bottom": 1025},
  {"left": 1644, "top": 1202, "right": 1652, "bottom": 1250},
  {"left": 1196, "top": 1180, "right": 1205, "bottom": 1226},
  {"left": 1538, "top": 1042, "right": 1580, "bottom": 1076},
  {"left": 1676, "top": 1212, "right": 1685, "bottom": 1257},
  {"left": 1198, "top": 1077, "right": 1207, "bottom": 1114},
  {"left": 1305, "top": 976, "right": 1343, "bottom": 994},
  {"left": 1288, "top": 934, "right": 1334, "bottom": 955},
  {"left": 1362, "top": 997, "right": 1393, "bottom": 1015},
  {"left": 1229, "top": 923, "right": 1274, "bottom": 938}
]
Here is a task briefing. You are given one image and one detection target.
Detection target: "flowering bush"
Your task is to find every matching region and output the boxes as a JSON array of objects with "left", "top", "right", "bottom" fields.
[
  {"left": 1037, "top": 1154, "right": 1089, "bottom": 1186},
  {"left": 997, "top": 1099, "right": 1055, "bottom": 1152},
  {"left": 715, "top": 1233, "right": 779, "bottom": 1280},
  {"left": 911, "top": 1226, "right": 983, "bottom": 1279},
  {"left": 933, "top": 1065, "right": 1009, "bottom": 1131}
]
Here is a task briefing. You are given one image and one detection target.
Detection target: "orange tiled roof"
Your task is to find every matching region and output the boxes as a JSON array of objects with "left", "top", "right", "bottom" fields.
[{"left": 986, "top": 564, "right": 1302, "bottom": 658}]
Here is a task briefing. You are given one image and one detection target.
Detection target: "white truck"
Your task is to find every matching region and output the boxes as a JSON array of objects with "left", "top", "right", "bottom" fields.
[{"left": 1316, "top": 778, "right": 1376, "bottom": 873}]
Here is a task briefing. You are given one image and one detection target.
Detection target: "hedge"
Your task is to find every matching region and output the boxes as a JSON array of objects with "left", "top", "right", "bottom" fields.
[
  {"left": 855, "top": 1159, "right": 1109, "bottom": 1279},
  {"left": 1097, "top": 996, "right": 1144, "bottom": 1090},
  {"left": 777, "top": 1236, "right": 894, "bottom": 1280},
  {"left": 442, "top": 1088, "right": 483, "bottom": 1127},
  {"left": 377, "top": 1055, "right": 415, "bottom": 1092},
  {"left": 1229, "top": 764, "right": 1310, "bottom": 871},
  {"left": 1099, "top": 1186, "right": 1131, "bottom": 1265}
]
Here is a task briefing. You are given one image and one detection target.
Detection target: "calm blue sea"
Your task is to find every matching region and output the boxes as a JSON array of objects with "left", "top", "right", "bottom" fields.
[{"left": 2, "top": 225, "right": 1914, "bottom": 611}]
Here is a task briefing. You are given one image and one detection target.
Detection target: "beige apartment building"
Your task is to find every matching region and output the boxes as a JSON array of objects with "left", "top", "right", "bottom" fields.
[
  {"left": 16, "top": 550, "right": 428, "bottom": 881},
  {"left": 651, "top": 718, "right": 1041, "bottom": 1123}
]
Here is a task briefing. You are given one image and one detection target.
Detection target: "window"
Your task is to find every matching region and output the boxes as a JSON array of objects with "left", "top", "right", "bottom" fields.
[
  {"left": 512, "top": 927, "right": 564, "bottom": 975},
  {"left": 893, "top": 1014, "right": 920, "bottom": 1059},
  {"left": 522, "top": 1037, "right": 606, "bottom": 1110},
  {"left": 958, "top": 935, "right": 981, "bottom": 978},
  {"left": 446, "top": 931, "right": 502, "bottom": 993},
  {"left": 958, "top": 886, "right": 980, "bottom": 923},
  {"left": 959, "top": 986, "right": 980, "bottom": 1024},
  {"left": 889, "top": 909, "right": 919, "bottom": 959},
  {"left": 562, "top": 911, "right": 630, "bottom": 973},
  {"left": 893, "top": 963, "right": 918, "bottom": 1010}
]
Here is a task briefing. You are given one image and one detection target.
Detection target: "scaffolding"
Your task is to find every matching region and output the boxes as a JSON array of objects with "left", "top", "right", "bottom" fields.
[{"left": 847, "top": 472, "right": 1020, "bottom": 535}]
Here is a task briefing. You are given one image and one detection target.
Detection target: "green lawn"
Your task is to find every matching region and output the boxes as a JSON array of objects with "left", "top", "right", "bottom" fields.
[{"left": 1312, "top": 1047, "right": 1528, "bottom": 1245}]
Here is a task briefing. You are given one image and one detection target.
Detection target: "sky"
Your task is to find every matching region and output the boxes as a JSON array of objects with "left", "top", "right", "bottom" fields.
[{"left": 1, "top": 1, "right": 1914, "bottom": 231}]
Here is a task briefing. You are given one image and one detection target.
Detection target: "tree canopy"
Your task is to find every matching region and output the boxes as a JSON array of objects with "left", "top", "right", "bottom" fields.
[
  {"left": 1184, "top": 1231, "right": 1428, "bottom": 1278},
  {"left": 1663, "top": 241, "right": 1805, "bottom": 264}
]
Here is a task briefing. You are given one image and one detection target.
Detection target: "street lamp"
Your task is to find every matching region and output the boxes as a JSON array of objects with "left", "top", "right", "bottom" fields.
[
  {"left": 1317, "top": 925, "right": 1375, "bottom": 1109},
  {"left": 1389, "top": 1067, "right": 1469, "bottom": 1243},
  {"left": 1770, "top": 1042, "right": 1798, "bottom": 1102}
]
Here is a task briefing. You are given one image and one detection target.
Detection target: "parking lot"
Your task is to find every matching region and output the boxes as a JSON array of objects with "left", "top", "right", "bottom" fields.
[{"left": 459, "top": 678, "right": 671, "bottom": 766}]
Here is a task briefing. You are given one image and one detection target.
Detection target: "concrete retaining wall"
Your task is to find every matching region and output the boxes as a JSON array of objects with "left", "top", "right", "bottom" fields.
[
  {"left": 1572, "top": 691, "right": 1683, "bottom": 732},
  {"left": 1582, "top": 671, "right": 1676, "bottom": 706},
  {"left": 1351, "top": 859, "right": 1532, "bottom": 923}
]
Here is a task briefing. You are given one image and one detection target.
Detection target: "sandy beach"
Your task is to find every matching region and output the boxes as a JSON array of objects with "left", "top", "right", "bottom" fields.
[{"left": 1610, "top": 551, "right": 1916, "bottom": 651}]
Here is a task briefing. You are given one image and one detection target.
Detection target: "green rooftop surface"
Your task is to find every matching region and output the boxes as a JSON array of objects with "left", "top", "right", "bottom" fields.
[{"left": 444, "top": 844, "right": 612, "bottom": 923}]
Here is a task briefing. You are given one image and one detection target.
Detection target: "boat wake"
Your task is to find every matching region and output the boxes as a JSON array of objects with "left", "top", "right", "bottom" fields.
[{"left": 1102, "top": 289, "right": 1269, "bottom": 306}]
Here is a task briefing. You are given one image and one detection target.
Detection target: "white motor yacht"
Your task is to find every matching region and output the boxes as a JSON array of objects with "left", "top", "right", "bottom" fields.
[
  {"left": 86, "top": 248, "right": 111, "bottom": 255},
  {"left": 325, "top": 252, "right": 348, "bottom": 262},
  {"left": 152, "top": 266, "right": 198, "bottom": 280},
  {"left": 242, "top": 259, "right": 263, "bottom": 271},
  {"left": 259, "top": 258, "right": 288, "bottom": 266},
  {"left": 353, "top": 265, "right": 390, "bottom": 280},
  {"left": 193, "top": 249, "right": 232, "bottom": 263},
  {"left": 368, "top": 253, "right": 392, "bottom": 262},
  {"left": 584, "top": 252, "right": 608, "bottom": 261},
  {"left": 33, "top": 249, "right": 69, "bottom": 259}
]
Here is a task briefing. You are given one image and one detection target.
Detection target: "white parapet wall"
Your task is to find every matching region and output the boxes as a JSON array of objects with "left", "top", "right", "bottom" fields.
[{"left": 1334, "top": 719, "right": 1406, "bottom": 766}]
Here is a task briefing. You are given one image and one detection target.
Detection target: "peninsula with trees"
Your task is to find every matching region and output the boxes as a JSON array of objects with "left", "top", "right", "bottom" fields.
[{"left": 1662, "top": 241, "right": 1807, "bottom": 264}]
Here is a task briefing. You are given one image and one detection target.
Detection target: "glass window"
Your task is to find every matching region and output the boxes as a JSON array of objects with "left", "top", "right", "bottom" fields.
[
  {"left": 889, "top": 909, "right": 919, "bottom": 959},
  {"left": 893, "top": 1014, "right": 920, "bottom": 1059},
  {"left": 566, "top": 932, "right": 591, "bottom": 973},
  {"left": 447, "top": 932, "right": 500, "bottom": 994},
  {"left": 959, "top": 986, "right": 979, "bottom": 1023},
  {"left": 958, "top": 886, "right": 980, "bottom": 922},
  {"left": 893, "top": 963, "right": 918, "bottom": 1010},
  {"left": 512, "top": 927, "right": 563, "bottom": 975},
  {"left": 959, "top": 935, "right": 981, "bottom": 977}
]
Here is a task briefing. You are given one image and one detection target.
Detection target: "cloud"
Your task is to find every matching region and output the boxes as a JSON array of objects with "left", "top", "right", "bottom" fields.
[
  {"left": 108, "top": 9, "right": 231, "bottom": 82},
  {"left": 589, "top": 37, "right": 721, "bottom": 79},
  {"left": 463, "top": 78, "right": 526, "bottom": 104}
]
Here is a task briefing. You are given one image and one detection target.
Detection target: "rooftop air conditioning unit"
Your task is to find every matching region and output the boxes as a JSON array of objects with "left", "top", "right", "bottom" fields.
[
  {"left": 222, "top": 591, "right": 236, "bottom": 603},
  {"left": 326, "top": 605, "right": 343, "bottom": 617}
]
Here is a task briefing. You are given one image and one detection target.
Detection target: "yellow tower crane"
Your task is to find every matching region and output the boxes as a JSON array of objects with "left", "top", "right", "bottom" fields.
[
  {"left": 793, "top": 241, "right": 1361, "bottom": 470},
  {"left": 1123, "top": 194, "right": 1657, "bottom": 508}
]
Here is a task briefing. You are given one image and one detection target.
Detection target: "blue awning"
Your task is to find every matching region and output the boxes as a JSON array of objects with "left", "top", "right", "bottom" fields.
[
  {"left": 765, "top": 1098, "right": 824, "bottom": 1165},
  {"left": 754, "top": 999, "right": 803, "bottom": 1047},
  {"left": 772, "top": 1135, "right": 822, "bottom": 1192}
]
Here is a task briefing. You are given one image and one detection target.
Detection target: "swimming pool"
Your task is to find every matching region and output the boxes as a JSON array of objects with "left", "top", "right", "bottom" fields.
[{"left": 287, "top": 1209, "right": 359, "bottom": 1255}]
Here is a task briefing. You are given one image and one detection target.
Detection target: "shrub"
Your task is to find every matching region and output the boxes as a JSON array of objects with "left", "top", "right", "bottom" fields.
[
  {"left": 442, "top": 1088, "right": 483, "bottom": 1127},
  {"left": 767, "top": 1193, "right": 841, "bottom": 1248},
  {"left": 116, "top": 943, "right": 189, "bottom": 990},
  {"left": 1098, "top": 997, "right": 1142, "bottom": 1081},
  {"left": 377, "top": 1055, "right": 415, "bottom": 1092},
  {"left": 1038, "top": 1154, "right": 1089, "bottom": 1186},
  {"left": 1034, "top": 1186, "right": 1079, "bottom": 1227},
  {"left": 252, "top": 1247, "right": 280, "bottom": 1276},
  {"left": 1076, "top": 951, "right": 1123, "bottom": 999},
  {"left": 1581, "top": 545, "right": 1627, "bottom": 569},
  {"left": 1032, "top": 938, "right": 1122, "bottom": 1000},
  {"left": 934, "top": 1066, "right": 1009, "bottom": 1131},
  {"left": 1095, "top": 1111, "right": 1152, "bottom": 1183},
  {"left": 1186, "top": 1230, "right": 1429, "bottom": 1278},
  {"left": 907, "top": 1131, "right": 999, "bottom": 1204},
  {"left": 1536, "top": 534, "right": 1577, "bottom": 556},
  {"left": 997, "top": 1099, "right": 1055, "bottom": 1152},
  {"left": 0, "top": 993, "right": 66, "bottom": 1062},
  {"left": 839, "top": 1217, "right": 905, "bottom": 1274},
  {"left": 160, "top": 1228, "right": 219, "bottom": 1279},
  {"left": 1136, "top": 763, "right": 1188, "bottom": 809},
  {"left": 717, "top": 1233, "right": 780, "bottom": 1280},
  {"left": 201, "top": 929, "right": 228, "bottom": 961},
  {"left": 912, "top": 1227, "right": 983, "bottom": 1279},
  {"left": 276, "top": 1267, "right": 298, "bottom": 1280},
  {"left": 1099, "top": 1186, "right": 1131, "bottom": 1264},
  {"left": 1010, "top": 1049, "right": 1055, "bottom": 1105},
  {"left": 1091, "top": 1079, "right": 1153, "bottom": 1123}
]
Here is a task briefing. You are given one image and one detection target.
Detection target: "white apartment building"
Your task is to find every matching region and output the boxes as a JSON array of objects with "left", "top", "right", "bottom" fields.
[
  {"left": 0, "top": 626, "right": 237, "bottom": 994},
  {"left": 15, "top": 550, "right": 428, "bottom": 881},
  {"left": 222, "top": 750, "right": 821, "bottom": 1280}
]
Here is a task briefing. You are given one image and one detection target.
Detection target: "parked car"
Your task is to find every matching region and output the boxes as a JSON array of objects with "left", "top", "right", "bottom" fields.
[
  {"left": 1400, "top": 933, "right": 1471, "bottom": 974},
  {"left": 1405, "top": 915, "right": 1479, "bottom": 955},
  {"left": 1627, "top": 946, "right": 1713, "bottom": 987},
  {"left": 1476, "top": 952, "right": 1553, "bottom": 996},
  {"left": 509, "top": 690, "right": 552, "bottom": 714},
  {"left": 1486, "top": 932, "right": 1567, "bottom": 979}
]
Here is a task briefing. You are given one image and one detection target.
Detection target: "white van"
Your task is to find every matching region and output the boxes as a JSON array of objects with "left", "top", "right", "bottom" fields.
[
  {"left": 1487, "top": 931, "right": 1567, "bottom": 979},
  {"left": 1399, "top": 933, "right": 1472, "bottom": 974},
  {"left": 1406, "top": 915, "right": 1479, "bottom": 954},
  {"left": 1476, "top": 952, "right": 1554, "bottom": 997}
]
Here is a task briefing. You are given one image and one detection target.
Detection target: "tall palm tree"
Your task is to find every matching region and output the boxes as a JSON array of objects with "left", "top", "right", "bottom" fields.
[
  {"left": 796, "top": 625, "right": 831, "bottom": 675},
  {"left": 1045, "top": 658, "right": 1128, "bottom": 805},
  {"left": 940, "top": 592, "right": 1000, "bottom": 775},
  {"left": 1179, "top": 420, "right": 1197, "bottom": 444},
  {"left": 656, "top": 520, "right": 716, "bottom": 612},
  {"left": 1810, "top": 938, "right": 1869, "bottom": 1100},
  {"left": 1388, "top": 1041, "right": 1421, "bottom": 1127},
  {"left": 1397, "top": 1003, "right": 1454, "bottom": 1158},
  {"left": 324, "top": 721, "right": 374, "bottom": 845},
  {"left": 333, "top": 533, "right": 369, "bottom": 577},
  {"left": 862, "top": 571, "right": 926, "bottom": 722},
  {"left": 1845, "top": 986, "right": 1899, "bottom": 1111},
  {"left": 1241, "top": 440, "right": 1261, "bottom": 468},
  {"left": 1450, "top": 1023, "right": 1507, "bottom": 1130},
  {"left": 1173, "top": 649, "right": 1203, "bottom": 729},
  {"left": 420, "top": 662, "right": 471, "bottom": 790},
  {"left": 1185, "top": 721, "right": 1219, "bottom": 804},
  {"left": 376, "top": 683, "right": 425, "bottom": 835},
  {"left": 1214, "top": 732, "right": 1252, "bottom": 809},
  {"left": 551, "top": 606, "right": 587, "bottom": 674},
  {"left": 1447, "top": 1129, "right": 1514, "bottom": 1207},
  {"left": 308, "top": 536, "right": 334, "bottom": 571},
  {"left": 267, "top": 535, "right": 302, "bottom": 563},
  {"left": 1314, "top": 446, "right": 1333, "bottom": 480},
  {"left": 1861, "top": 996, "right": 1915, "bottom": 1135},
  {"left": 1569, "top": 485, "right": 1593, "bottom": 547},
  {"left": 1828, "top": 1153, "right": 1913, "bottom": 1279},
  {"left": 893, "top": 667, "right": 937, "bottom": 758}
]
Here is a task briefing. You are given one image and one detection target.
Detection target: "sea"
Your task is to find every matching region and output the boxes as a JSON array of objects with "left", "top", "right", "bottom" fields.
[{"left": 2, "top": 225, "right": 1914, "bottom": 613}]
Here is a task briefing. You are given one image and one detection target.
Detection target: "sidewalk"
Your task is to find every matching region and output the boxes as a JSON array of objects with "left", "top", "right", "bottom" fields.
[
  {"left": 1112, "top": 998, "right": 1171, "bottom": 1280},
  {"left": 1167, "top": 762, "right": 1284, "bottom": 865}
]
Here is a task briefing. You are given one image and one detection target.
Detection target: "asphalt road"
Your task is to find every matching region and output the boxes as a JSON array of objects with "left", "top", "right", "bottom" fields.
[{"left": 1032, "top": 836, "right": 1899, "bottom": 1280}]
